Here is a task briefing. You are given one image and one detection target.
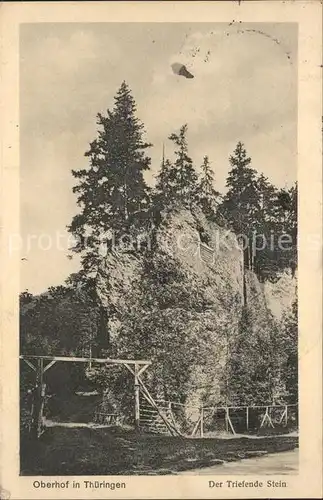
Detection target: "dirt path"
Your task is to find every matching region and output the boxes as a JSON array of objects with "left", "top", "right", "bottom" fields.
[
  {"left": 44, "top": 418, "right": 110, "bottom": 429},
  {"left": 178, "top": 449, "right": 298, "bottom": 475}
]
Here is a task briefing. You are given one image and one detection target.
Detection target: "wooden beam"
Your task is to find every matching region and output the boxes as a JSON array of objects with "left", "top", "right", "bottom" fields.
[
  {"left": 37, "top": 358, "right": 45, "bottom": 439},
  {"left": 124, "top": 362, "right": 151, "bottom": 432},
  {"left": 22, "top": 359, "right": 37, "bottom": 372},
  {"left": 278, "top": 407, "right": 287, "bottom": 425},
  {"left": 137, "top": 364, "right": 150, "bottom": 377},
  {"left": 226, "top": 408, "right": 236, "bottom": 435},
  {"left": 38, "top": 382, "right": 46, "bottom": 438},
  {"left": 39, "top": 358, "right": 44, "bottom": 386},
  {"left": 200, "top": 407, "right": 204, "bottom": 438},
  {"left": 124, "top": 362, "right": 150, "bottom": 379},
  {"left": 168, "top": 402, "right": 178, "bottom": 430},
  {"left": 260, "top": 409, "right": 267, "bottom": 428},
  {"left": 20, "top": 355, "right": 151, "bottom": 366},
  {"left": 134, "top": 364, "right": 140, "bottom": 431},
  {"left": 123, "top": 363, "right": 135, "bottom": 377},
  {"left": 260, "top": 407, "right": 275, "bottom": 428},
  {"left": 191, "top": 416, "right": 201, "bottom": 437},
  {"left": 43, "top": 360, "right": 57, "bottom": 373},
  {"left": 30, "top": 358, "right": 45, "bottom": 439},
  {"left": 202, "top": 403, "right": 297, "bottom": 411}
]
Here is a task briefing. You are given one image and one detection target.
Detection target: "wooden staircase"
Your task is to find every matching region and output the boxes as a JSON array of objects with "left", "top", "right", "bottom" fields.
[
  {"left": 137, "top": 379, "right": 182, "bottom": 436},
  {"left": 139, "top": 399, "right": 173, "bottom": 435}
]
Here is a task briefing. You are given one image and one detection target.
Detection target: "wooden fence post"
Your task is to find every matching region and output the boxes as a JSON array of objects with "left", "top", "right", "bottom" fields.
[
  {"left": 134, "top": 363, "right": 140, "bottom": 431},
  {"left": 260, "top": 406, "right": 274, "bottom": 429},
  {"left": 191, "top": 416, "right": 201, "bottom": 437},
  {"left": 246, "top": 406, "right": 249, "bottom": 431},
  {"left": 200, "top": 407, "right": 204, "bottom": 438},
  {"left": 31, "top": 358, "right": 45, "bottom": 439},
  {"left": 226, "top": 408, "right": 236, "bottom": 435}
]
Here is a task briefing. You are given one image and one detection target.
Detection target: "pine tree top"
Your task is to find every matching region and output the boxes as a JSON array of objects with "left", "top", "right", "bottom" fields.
[{"left": 229, "top": 141, "right": 252, "bottom": 168}]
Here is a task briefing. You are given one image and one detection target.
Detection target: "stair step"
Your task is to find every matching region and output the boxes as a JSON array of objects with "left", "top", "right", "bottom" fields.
[
  {"left": 146, "top": 420, "right": 166, "bottom": 423},
  {"left": 140, "top": 416, "right": 161, "bottom": 420},
  {"left": 139, "top": 396, "right": 178, "bottom": 436},
  {"left": 140, "top": 421, "right": 168, "bottom": 427}
]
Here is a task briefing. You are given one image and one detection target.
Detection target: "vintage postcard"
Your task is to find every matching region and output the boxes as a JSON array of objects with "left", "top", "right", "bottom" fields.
[{"left": 1, "top": 1, "right": 322, "bottom": 499}]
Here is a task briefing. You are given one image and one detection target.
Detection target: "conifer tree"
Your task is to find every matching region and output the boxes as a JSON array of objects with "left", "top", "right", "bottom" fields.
[
  {"left": 218, "top": 142, "right": 259, "bottom": 270},
  {"left": 154, "top": 124, "right": 198, "bottom": 210},
  {"left": 67, "top": 82, "right": 152, "bottom": 354},
  {"left": 169, "top": 124, "right": 198, "bottom": 202},
  {"left": 260, "top": 182, "right": 297, "bottom": 279},
  {"left": 255, "top": 173, "right": 278, "bottom": 224},
  {"left": 253, "top": 173, "right": 279, "bottom": 280},
  {"left": 219, "top": 142, "right": 259, "bottom": 234},
  {"left": 68, "top": 81, "right": 152, "bottom": 275},
  {"left": 197, "top": 155, "right": 220, "bottom": 217},
  {"left": 154, "top": 158, "right": 177, "bottom": 210}
]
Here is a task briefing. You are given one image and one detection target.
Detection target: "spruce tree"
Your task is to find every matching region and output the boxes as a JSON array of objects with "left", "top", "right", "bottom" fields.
[
  {"left": 197, "top": 155, "right": 220, "bottom": 217},
  {"left": 169, "top": 124, "right": 198, "bottom": 202},
  {"left": 220, "top": 142, "right": 259, "bottom": 233},
  {"left": 253, "top": 173, "right": 279, "bottom": 281},
  {"left": 68, "top": 81, "right": 152, "bottom": 274},
  {"left": 154, "top": 158, "right": 177, "bottom": 210},
  {"left": 219, "top": 142, "right": 259, "bottom": 270},
  {"left": 154, "top": 124, "right": 198, "bottom": 210},
  {"left": 67, "top": 82, "right": 152, "bottom": 354},
  {"left": 265, "top": 182, "right": 297, "bottom": 278}
]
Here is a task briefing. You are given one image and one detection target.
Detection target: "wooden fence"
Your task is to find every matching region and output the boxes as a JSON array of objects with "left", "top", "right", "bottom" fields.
[{"left": 139, "top": 399, "right": 298, "bottom": 437}]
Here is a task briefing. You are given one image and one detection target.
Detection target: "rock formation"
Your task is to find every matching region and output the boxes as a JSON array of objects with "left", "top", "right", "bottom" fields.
[{"left": 96, "top": 206, "right": 297, "bottom": 410}]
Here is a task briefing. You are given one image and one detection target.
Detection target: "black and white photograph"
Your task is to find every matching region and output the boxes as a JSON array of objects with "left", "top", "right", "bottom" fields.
[
  {"left": 1, "top": 2, "right": 322, "bottom": 498},
  {"left": 18, "top": 20, "right": 300, "bottom": 478}
]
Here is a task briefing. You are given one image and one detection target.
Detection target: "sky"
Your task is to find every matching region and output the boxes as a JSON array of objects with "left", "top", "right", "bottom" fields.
[{"left": 20, "top": 22, "right": 298, "bottom": 294}]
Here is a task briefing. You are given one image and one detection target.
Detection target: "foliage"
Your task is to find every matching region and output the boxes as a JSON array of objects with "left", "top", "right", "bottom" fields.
[
  {"left": 66, "top": 82, "right": 153, "bottom": 352},
  {"left": 226, "top": 306, "right": 279, "bottom": 405},
  {"left": 219, "top": 142, "right": 259, "bottom": 236},
  {"left": 196, "top": 155, "right": 220, "bottom": 218},
  {"left": 218, "top": 142, "right": 297, "bottom": 281},
  {"left": 68, "top": 81, "right": 152, "bottom": 276},
  {"left": 279, "top": 297, "right": 298, "bottom": 402},
  {"left": 20, "top": 285, "right": 100, "bottom": 357},
  {"left": 154, "top": 124, "right": 198, "bottom": 211},
  {"left": 103, "top": 250, "right": 216, "bottom": 403}
]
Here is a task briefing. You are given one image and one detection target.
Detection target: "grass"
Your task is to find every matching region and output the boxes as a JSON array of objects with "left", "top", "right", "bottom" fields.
[{"left": 20, "top": 426, "right": 298, "bottom": 476}]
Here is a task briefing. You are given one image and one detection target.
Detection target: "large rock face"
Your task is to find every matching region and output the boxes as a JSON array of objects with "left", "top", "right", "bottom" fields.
[
  {"left": 97, "top": 250, "right": 142, "bottom": 341},
  {"left": 96, "top": 207, "right": 296, "bottom": 408},
  {"left": 153, "top": 208, "right": 244, "bottom": 407}
]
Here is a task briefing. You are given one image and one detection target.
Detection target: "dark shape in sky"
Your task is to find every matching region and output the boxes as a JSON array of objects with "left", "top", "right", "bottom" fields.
[{"left": 171, "top": 62, "right": 194, "bottom": 79}]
